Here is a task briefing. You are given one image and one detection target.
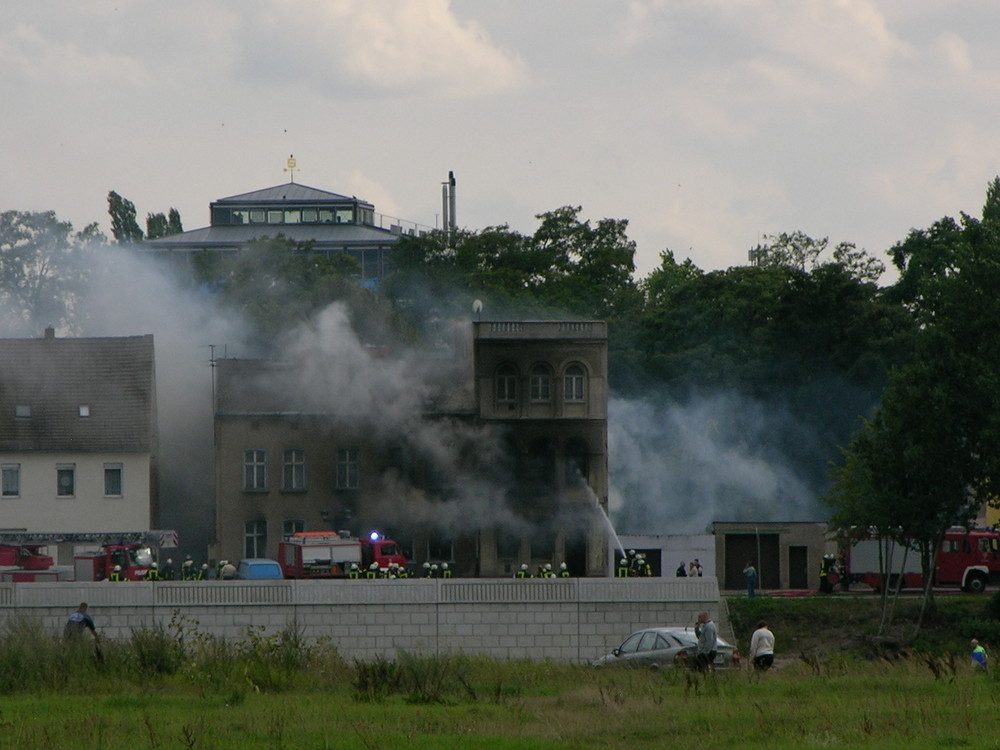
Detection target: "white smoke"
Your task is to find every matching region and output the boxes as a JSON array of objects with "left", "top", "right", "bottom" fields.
[{"left": 608, "top": 393, "right": 828, "bottom": 535}]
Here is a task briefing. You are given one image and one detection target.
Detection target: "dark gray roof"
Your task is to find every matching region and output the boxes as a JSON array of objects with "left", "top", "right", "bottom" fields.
[
  {"left": 143, "top": 223, "right": 400, "bottom": 250},
  {"left": 0, "top": 334, "right": 155, "bottom": 453},
  {"left": 216, "top": 182, "right": 371, "bottom": 207}
]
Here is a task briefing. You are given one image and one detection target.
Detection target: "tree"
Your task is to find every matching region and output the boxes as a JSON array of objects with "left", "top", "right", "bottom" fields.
[
  {"left": 0, "top": 210, "right": 102, "bottom": 334},
  {"left": 107, "top": 191, "right": 143, "bottom": 243},
  {"left": 827, "top": 177, "right": 1000, "bottom": 633},
  {"left": 387, "top": 206, "right": 640, "bottom": 331},
  {"left": 146, "top": 208, "right": 184, "bottom": 239},
  {"left": 191, "top": 236, "right": 402, "bottom": 350}
]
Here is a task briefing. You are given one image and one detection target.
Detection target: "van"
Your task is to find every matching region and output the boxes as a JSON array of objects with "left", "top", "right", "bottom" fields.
[{"left": 235, "top": 558, "right": 284, "bottom": 580}]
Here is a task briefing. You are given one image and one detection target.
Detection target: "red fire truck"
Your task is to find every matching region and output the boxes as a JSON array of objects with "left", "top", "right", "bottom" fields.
[
  {"left": 0, "top": 531, "right": 177, "bottom": 582},
  {"left": 278, "top": 531, "right": 408, "bottom": 578},
  {"left": 841, "top": 527, "right": 1000, "bottom": 593}
]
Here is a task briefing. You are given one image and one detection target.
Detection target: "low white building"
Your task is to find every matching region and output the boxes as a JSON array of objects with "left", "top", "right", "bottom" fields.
[{"left": 0, "top": 330, "right": 157, "bottom": 536}]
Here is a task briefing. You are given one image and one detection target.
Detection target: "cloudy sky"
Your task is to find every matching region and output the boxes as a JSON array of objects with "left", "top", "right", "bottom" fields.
[{"left": 3, "top": 1, "right": 999, "bottom": 279}]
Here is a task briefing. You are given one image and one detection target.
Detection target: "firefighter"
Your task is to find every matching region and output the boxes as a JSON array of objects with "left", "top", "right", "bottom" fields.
[
  {"left": 441, "top": 562, "right": 452, "bottom": 579},
  {"left": 422, "top": 561, "right": 432, "bottom": 578},
  {"left": 616, "top": 556, "right": 629, "bottom": 578},
  {"left": 543, "top": 563, "right": 554, "bottom": 578},
  {"left": 146, "top": 562, "right": 160, "bottom": 581},
  {"left": 181, "top": 555, "right": 194, "bottom": 581},
  {"left": 366, "top": 562, "right": 379, "bottom": 579},
  {"left": 430, "top": 563, "right": 439, "bottom": 579},
  {"left": 195, "top": 563, "right": 207, "bottom": 581},
  {"left": 347, "top": 562, "right": 361, "bottom": 579},
  {"left": 559, "top": 562, "right": 570, "bottom": 578},
  {"left": 110, "top": 564, "right": 125, "bottom": 582},
  {"left": 637, "top": 554, "right": 652, "bottom": 577},
  {"left": 396, "top": 564, "right": 408, "bottom": 579},
  {"left": 515, "top": 564, "right": 529, "bottom": 579},
  {"left": 161, "top": 558, "right": 176, "bottom": 581}
]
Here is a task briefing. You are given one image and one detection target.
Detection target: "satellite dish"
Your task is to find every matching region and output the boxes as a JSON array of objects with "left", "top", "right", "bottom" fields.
[{"left": 472, "top": 299, "right": 483, "bottom": 314}]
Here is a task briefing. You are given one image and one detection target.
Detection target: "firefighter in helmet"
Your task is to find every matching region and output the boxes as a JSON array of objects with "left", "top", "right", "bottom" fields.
[
  {"left": 348, "top": 562, "right": 360, "bottom": 579},
  {"left": 110, "top": 565, "right": 125, "bottom": 582},
  {"left": 366, "top": 562, "right": 379, "bottom": 579},
  {"left": 441, "top": 562, "right": 452, "bottom": 579},
  {"left": 515, "top": 564, "right": 529, "bottom": 579},
  {"left": 146, "top": 562, "right": 160, "bottom": 581},
  {"left": 559, "top": 562, "right": 570, "bottom": 578},
  {"left": 616, "top": 556, "right": 629, "bottom": 578}
]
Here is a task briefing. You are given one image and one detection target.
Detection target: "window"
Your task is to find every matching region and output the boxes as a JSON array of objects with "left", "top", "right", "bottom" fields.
[
  {"left": 564, "top": 364, "right": 586, "bottom": 402},
  {"left": 78, "top": 405, "right": 91, "bottom": 418},
  {"left": 104, "top": 464, "right": 123, "bottom": 496},
  {"left": 243, "top": 450, "right": 268, "bottom": 491},
  {"left": 428, "top": 531, "right": 453, "bottom": 562},
  {"left": 336, "top": 448, "right": 359, "bottom": 489},
  {"left": 496, "top": 364, "right": 517, "bottom": 402},
  {"left": 283, "top": 519, "right": 305, "bottom": 536},
  {"left": 282, "top": 449, "right": 305, "bottom": 491},
  {"left": 529, "top": 364, "right": 551, "bottom": 402},
  {"left": 1, "top": 464, "right": 19, "bottom": 497},
  {"left": 15, "top": 405, "right": 30, "bottom": 418},
  {"left": 244, "top": 519, "right": 267, "bottom": 558},
  {"left": 57, "top": 464, "right": 75, "bottom": 497}
]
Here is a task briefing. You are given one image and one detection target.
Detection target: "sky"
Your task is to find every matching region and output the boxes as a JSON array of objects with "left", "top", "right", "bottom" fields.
[{"left": 3, "top": 1, "right": 1000, "bottom": 281}]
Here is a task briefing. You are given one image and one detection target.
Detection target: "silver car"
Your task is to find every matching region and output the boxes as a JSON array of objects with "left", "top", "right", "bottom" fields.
[{"left": 593, "top": 627, "right": 741, "bottom": 669}]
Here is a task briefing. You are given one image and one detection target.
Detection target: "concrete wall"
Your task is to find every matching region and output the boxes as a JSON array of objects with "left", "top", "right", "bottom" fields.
[{"left": 0, "top": 577, "right": 723, "bottom": 664}]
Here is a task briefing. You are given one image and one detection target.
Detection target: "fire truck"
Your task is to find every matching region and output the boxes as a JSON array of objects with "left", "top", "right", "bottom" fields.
[
  {"left": 0, "top": 531, "right": 177, "bottom": 582},
  {"left": 278, "top": 531, "right": 408, "bottom": 578},
  {"left": 841, "top": 527, "right": 1000, "bottom": 593}
]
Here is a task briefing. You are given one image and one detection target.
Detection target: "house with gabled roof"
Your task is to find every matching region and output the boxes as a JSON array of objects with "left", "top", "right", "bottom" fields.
[
  {"left": 0, "top": 329, "right": 158, "bottom": 533},
  {"left": 142, "top": 182, "right": 430, "bottom": 283}
]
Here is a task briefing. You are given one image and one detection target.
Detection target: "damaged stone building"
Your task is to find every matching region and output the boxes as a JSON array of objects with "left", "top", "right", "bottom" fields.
[{"left": 212, "top": 320, "right": 609, "bottom": 577}]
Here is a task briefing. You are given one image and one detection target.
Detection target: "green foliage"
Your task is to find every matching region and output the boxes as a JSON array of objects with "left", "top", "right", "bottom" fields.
[
  {"left": 0, "top": 209, "right": 99, "bottom": 335},
  {"left": 107, "top": 190, "right": 143, "bottom": 243},
  {"left": 191, "top": 235, "right": 407, "bottom": 351},
  {"left": 386, "top": 205, "right": 640, "bottom": 331}
]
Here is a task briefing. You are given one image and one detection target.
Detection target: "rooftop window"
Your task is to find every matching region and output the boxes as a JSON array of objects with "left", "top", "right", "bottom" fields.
[{"left": 212, "top": 205, "right": 362, "bottom": 227}]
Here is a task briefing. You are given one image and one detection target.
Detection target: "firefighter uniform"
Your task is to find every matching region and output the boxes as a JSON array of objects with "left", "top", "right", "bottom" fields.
[
  {"left": 110, "top": 565, "right": 125, "bottom": 582},
  {"left": 616, "top": 557, "right": 629, "bottom": 578},
  {"left": 515, "top": 564, "right": 529, "bottom": 579},
  {"left": 366, "top": 563, "right": 379, "bottom": 579},
  {"left": 559, "top": 562, "right": 570, "bottom": 578},
  {"left": 146, "top": 563, "right": 161, "bottom": 581},
  {"left": 441, "top": 562, "right": 452, "bottom": 579},
  {"left": 348, "top": 563, "right": 360, "bottom": 579}
]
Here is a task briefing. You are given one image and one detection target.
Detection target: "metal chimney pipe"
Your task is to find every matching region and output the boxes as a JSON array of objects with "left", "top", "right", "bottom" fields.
[{"left": 448, "top": 171, "right": 456, "bottom": 231}]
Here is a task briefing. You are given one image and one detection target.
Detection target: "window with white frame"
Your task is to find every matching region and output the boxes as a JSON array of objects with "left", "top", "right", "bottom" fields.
[
  {"left": 243, "top": 449, "right": 267, "bottom": 491},
  {"left": 56, "top": 464, "right": 75, "bottom": 497},
  {"left": 529, "top": 364, "right": 552, "bottom": 402},
  {"left": 336, "top": 448, "right": 359, "bottom": 490},
  {"left": 496, "top": 364, "right": 517, "bottom": 402},
  {"left": 244, "top": 519, "right": 267, "bottom": 558},
  {"left": 1, "top": 464, "right": 19, "bottom": 497},
  {"left": 104, "top": 463, "right": 123, "bottom": 497},
  {"left": 563, "top": 364, "right": 586, "bottom": 402},
  {"left": 282, "top": 449, "right": 305, "bottom": 491}
]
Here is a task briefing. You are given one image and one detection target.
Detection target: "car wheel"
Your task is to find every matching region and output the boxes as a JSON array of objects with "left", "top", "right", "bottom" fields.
[{"left": 966, "top": 574, "right": 988, "bottom": 593}]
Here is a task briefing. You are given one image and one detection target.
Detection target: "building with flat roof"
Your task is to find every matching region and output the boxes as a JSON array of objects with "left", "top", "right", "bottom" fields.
[{"left": 212, "top": 320, "right": 610, "bottom": 577}]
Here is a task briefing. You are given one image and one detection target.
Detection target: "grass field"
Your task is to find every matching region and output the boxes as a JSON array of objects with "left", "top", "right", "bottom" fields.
[{"left": 2, "top": 594, "right": 999, "bottom": 749}]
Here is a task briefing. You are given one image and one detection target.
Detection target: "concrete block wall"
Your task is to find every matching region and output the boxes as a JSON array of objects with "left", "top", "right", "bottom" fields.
[{"left": 0, "top": 577, "right": 724, "bottom": 664}]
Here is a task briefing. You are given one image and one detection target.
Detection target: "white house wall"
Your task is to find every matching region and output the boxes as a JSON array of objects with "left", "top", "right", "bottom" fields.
[{"left": 0, "top": 452, "right": 151, "bottom": 531}]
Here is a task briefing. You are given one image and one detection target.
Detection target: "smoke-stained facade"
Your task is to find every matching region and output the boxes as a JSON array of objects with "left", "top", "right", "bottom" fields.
[{"left": 211, "top": 320, "right": 609, "bottom": 577}]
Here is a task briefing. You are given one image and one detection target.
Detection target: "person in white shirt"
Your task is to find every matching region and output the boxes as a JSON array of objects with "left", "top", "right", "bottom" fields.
[{"left": 749, "top": 620, "right": 775, "bottom": 671}]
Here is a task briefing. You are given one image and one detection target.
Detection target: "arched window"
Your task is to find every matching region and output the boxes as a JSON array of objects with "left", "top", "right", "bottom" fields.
[
  {"left": 563, "top": 363, "right": 586, "bottom": 402},
  {"left": 529, "top": 363, "right": 552, "bottom": 402},
  {"left": 496, "top": 364, "right": 517, "bottom": 402}
]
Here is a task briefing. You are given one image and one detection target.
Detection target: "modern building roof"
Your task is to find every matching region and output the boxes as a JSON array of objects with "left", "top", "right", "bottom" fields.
[
  {"left": 0, "top": 333, "right": 156, "bottom": 453},
  {"left": 214, "top": 183, "right": 373, "bottom": 208}
]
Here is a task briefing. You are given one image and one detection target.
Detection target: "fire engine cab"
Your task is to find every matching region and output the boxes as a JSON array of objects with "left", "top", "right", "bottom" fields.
[{"left": 841, "top": 527, "right": 1000, "bottom": 593}]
